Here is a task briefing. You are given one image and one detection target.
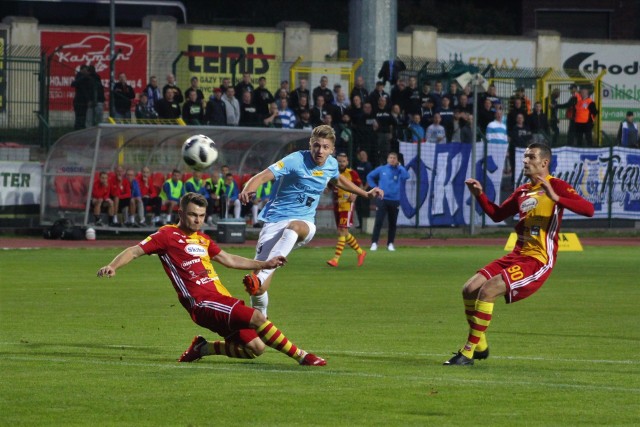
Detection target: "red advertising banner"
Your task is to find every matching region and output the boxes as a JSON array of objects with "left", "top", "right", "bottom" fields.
[{"left": 40, "top": 31, "right": 148, "bottom": 111}]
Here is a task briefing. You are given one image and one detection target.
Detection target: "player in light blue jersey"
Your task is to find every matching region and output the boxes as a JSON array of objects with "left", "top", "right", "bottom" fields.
[{"left": 239, "top": 125, "right": 384, "bottom": 315}]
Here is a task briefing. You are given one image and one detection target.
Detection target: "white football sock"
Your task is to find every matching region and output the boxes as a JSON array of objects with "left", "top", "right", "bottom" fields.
[
  {"left": 250, "top": 292, "right": 269, "bottom": 317},
  {"left": 256, "top": 228, "right": 298, "bottom": 283}
]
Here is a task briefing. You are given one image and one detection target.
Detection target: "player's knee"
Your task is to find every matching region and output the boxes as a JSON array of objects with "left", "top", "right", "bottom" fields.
[
  {"left": 249, "top": 309, "right": 267, "bottom": 327},
  {"left": 247, "top": 339, "right": 265, "bottom": 356}
]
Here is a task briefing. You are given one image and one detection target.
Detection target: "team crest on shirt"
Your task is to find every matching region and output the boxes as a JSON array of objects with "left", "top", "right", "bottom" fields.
[
  {"left": 521, "top": 197, "right": 538, "bottom": 213},
  {"left": 184, "top": 244, "right": 207, "bottom": 256}
]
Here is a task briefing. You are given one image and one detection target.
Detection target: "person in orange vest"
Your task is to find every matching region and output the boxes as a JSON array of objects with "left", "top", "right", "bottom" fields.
[
  {"left": 574, "top": 88, "right": 599, "bottom": 147},
  {"left": 557, "top": 84, "right": 581, "bottom": 146}
]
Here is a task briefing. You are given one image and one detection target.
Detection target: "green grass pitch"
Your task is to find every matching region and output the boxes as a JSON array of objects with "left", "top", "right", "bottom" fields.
[{"left": 1, "top": 244, "right": 639, "bottom": 426}]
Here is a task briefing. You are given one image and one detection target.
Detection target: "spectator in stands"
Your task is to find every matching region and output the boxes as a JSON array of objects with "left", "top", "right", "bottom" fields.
[
  {"left": 313, "top": 76, "right": 334, "bottom": 105},
  {"left": 528, "top": 101, "right": 549, "bottom": 143},
  {"left": 350, "top": 76, "right": 369, "bottom": 105},
  {"left": 110, "top": 167, "right": 133, "bottom": 227},
  {"left": 251, "top": 178, "right": 273, "bottom": 227},
  {"left": 355, "top": 102, "right": 378, "bottom": 164},
  {"left": 280, "top": 80, "right": 290, "bottom": 95},
  {"left": 239, "top": 90, "right": 260, "bottom": 127},
  {"left": 310, "top": 95, "right": 329, "bottom": 127},
  {"left": 420, "top": 97, "right": 435, "bottom": 129},
  {"left": 408, "top": 113, "right": 426, "bottom": 143},
  {"left": 135, "top": 93, "right": 159, "bottom": 120},
  {"left": 390, "top": 103, "right": 408, "bottom": 145},
  {"left": 348, "top": 95, "right": 364, "bottom": 124},
  {"left": 546, "top": 88, "right": 561, "bottom": 146},
  {"left": 159, "top": 169, "right": 185, "bottom": 224},
  {"left": 429, "top": 80, "right": 445, "bottom": 109},
  {"left": 182, "top": 90, "right": 205, "bottom": 125},
  {"left": 336, "top": 113, "right": 354, "bottom": 155},
  {"left": 332, "top": 91, "right": 350, "bottom": 124},
  {"left": 438, "top": 96, "right": 455, "bottom": 141},
  {"left": 156, "top": 89, "right": 181, "bottom": 120},
  {"left": 390, "top": 78, "right": 408, "bottom": 113},
  {"left": 478, "top": 98, "right": 496, "bottom": 132},
  {"left": 222, "top": 87, "right": 240, "bottom": 126},
  {"left": 234, "top": 73, "right": 254, "bottom": 101},
  {"left": 295, "top": 108, "right": 314, "bottom": 130},
  {"left": 205, "top": 88, "right": 227, "bottom": 125},
  {"left": 508, "top": 113, "right": 533, "bottom": 177},
  {"left": 451, "top": 108, "right": 471, "bottom": 143},
  {"left": 253, "top": 77, "right": 274, "bottom": 118},
  {"left": 509, "top": 86, "right": 531, "bottom": 115},
  {"left": 332, "top": 84, "right": 348, "bottom": 107},
  {"left": 91, "top": 171, "right": 114, "bottom": 226},
  {"left": 125, "top": 169, "right": 142, "bottom": 227},
  {"left": 184, "top": 76, "right": 204, "bottom": 103},
  {"left": 136, "top": 166, "right": 162, "bottom": 226},
  {"left": 204, "top": 171, "right": 222, "bottom": 224},
  {"left": 426, "top": 113, "right": 446, "bottom": 144},
  {"left": 507, "top": 98, "right": 527, "bottom": 131},
  {"left": 277, "top": 98, "right": 296, "bottom": 129},
  {"left": 481, "top": 84, "right": 501, "bottom": 107},
  {"left": 486, "top": 107, "right": 508, "bottom": 145},
  {"left": 262, "top": 102, "right": 282, "bottom": 128},
  {"left": 368, "top": 81, "right": 389, "bottom": 108},
  {"left": 86, "top": 65, "right": 105, "bottom": 127},
  {"left": 294, "top": 95, "right": 310, "bottom": 119},
  {"left": 219, "top": 77, "right": 232, "bottom": 93},
  {"left": 574, "top": 87, "right": 599, "bottom": 147},
  {"left": 354, "top": 149, "right": 373, "bottom": 230},
  {"left": 71, "top": 65, "right": 92, "bottom": 130},
  {"left": 275, "top": 88, "right": 289, "bottom": 110},
  {"left": 289, "top": 78, "right": 310, "bottom": 110},
  {"left": 459, "top": 111, "right": 474, "bottom": 143},
  {"left": 374, "top": 97, "right": 393, "bottom": 162},
  {"left": 557, "top": 83, "right": 580, "bottom": 146},
  {"left": 163, "top": 73, "right": 184, "bottom": 107},
  {"left": 458, "top": 93, "right": 472, "bottom": 115},
  {"left": 403, "top": 77, "right": 420, "bottom": 116},
  {"left": 112, "top": 72, "right": 135, "bottom": 119},
  {"left": 377, "top": 57, "right": 406, "bottom": 87},
  {"left": 445, "top": 81, "right": 460, "bottom": 108},
  {"left": 223, "top": 173, "right": 241, "bottom": 219},
  {"left": 617, "top": 111, "right": 639, "bottom": 148},
  {"left": 144, "top": 75, "right": 162, "bottom": 111},
  {"left": 185, "top": 170, "right": 209, "bottom": 200},
  {"left": 420, "top": 81, "right": 432, "bottom": 106}
]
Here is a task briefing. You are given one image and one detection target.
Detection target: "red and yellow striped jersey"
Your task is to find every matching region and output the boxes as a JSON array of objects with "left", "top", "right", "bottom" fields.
[
  {"left": 333, "top": 168, "right": 362, "bottom": 212},
  {"left": 477, "top": 175, "right": 594, "bottom": 265},
  {"left": 138, "top": 225, "right": 232, "bottom": 312}
]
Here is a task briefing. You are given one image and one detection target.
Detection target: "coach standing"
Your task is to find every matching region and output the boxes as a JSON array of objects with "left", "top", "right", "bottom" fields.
[{"left": 367, "top": 152, "right": 409, "bottom": 252}]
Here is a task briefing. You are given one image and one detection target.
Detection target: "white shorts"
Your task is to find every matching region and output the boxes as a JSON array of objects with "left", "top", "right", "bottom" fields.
[{"left": 254, "top": 219, "right": 316, "bottom": 261}]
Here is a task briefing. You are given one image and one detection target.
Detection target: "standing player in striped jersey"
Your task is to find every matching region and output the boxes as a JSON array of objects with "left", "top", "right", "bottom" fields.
[
  {"left": 326, "top": 152, "right": 367, "bottom": 267},
  {"left": 444, "top": 142, "right": 594, "bottom": 365},
  {"left": 97, "top": 192, "right": 326, "bottom": 366}
]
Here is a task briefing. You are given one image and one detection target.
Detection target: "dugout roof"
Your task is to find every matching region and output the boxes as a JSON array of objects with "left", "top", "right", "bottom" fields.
[{"left": 41, "top": 124, "right": 312, "bottom": 225}]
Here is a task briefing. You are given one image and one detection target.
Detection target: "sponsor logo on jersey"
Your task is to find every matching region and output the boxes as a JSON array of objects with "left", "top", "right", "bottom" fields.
[
  {"left": 140, "top": 236, "right": 152, "bottom": 245},
  {"left": 186, "top": 238, "right": 201, "bottom": 244},
  {"left": 196, "top": 277, "right": 214, "bottom": 285},
  {"left": 312, "top": 170, "right": 324, "bottom": 176},
  {"left": 274, "top": 161, "right": 284, "bottom": 170},
  {"left": 531, "top": 225, "right": 541, "bottom": 236},
  {"left": 185, "top": 244, "right": 207, "bottom": 256},
  {"left": 181, "top": 258, "right": 201, "bottom": 268},
  {"left": 521, "top": 197, "right": 538, "bottom": 213},
  {"left": 257, "top": 242, "right": 264, "bottom": 255}
]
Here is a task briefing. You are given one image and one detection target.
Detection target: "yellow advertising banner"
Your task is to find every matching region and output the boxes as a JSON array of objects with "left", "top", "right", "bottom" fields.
[
  {"left": 177, "top": 28, "right": 282, "bottom": 96},
  {"left": 504, "top": 232, "right": 584, "bottom": 252}
]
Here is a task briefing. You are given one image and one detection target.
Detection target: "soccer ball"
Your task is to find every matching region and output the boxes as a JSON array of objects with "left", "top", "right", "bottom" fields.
[{"left": 182, "top": 135, "right": 218, "bottom": 171}]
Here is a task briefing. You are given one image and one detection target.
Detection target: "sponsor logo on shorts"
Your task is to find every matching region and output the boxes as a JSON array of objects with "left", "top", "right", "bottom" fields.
[
  {"left": 181, "top": 258, "right": 201, "bottom": 268},
  {"left": 521, "top": 197, "right": 538, "bottom": 213},
  {"left": 185, "top": 244, "right": 207, "bottom": 256}
]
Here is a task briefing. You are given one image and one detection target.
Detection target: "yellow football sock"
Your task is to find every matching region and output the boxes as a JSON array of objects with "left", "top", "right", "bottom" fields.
[
  {"left": 464, "top": 298, "right": 488, "bottom": 352},
  {"left": 461, "top": 300, "right": 494, "bottom": 359}
]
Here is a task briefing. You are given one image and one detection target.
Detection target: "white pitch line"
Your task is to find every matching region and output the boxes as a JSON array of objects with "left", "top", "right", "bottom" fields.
[
  {"left": 1, "top": 342, "right": 638, "bottom": 365},
  {"left": 4, "top": 355, "right": 640, "bottom": 393}
]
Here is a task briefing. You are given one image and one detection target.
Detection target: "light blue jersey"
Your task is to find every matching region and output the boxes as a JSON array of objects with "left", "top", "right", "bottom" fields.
[{"left": 259, "top": 151, "right": 339, "bottom": 223}]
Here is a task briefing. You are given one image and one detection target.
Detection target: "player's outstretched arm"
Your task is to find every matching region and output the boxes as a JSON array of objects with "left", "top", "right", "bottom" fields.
[
  {"left": 538, "top": 176, "right": 595, "bottom": 217},
  {"left": 213, "top": 250, "right": 287, "bottom": 271},
  {"left": 336, "top": 175, "right": 384, "bottom": 199},
  {"left": 97, "top": 245, "right": 145, "bottom": 278},
  {"left": 465, "top": 178, "right": 483, "bottom": 197},
  {"left": 239, "top": 169, "right": 275, "bottom": 205},
  {"left": 467, "top": 178, "right": 519, "bottom": 222}
]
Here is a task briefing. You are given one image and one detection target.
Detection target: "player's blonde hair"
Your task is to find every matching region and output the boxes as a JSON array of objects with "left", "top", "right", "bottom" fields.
[{"left": 310, "top": 125, "right": 336, "bottom": 145}]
